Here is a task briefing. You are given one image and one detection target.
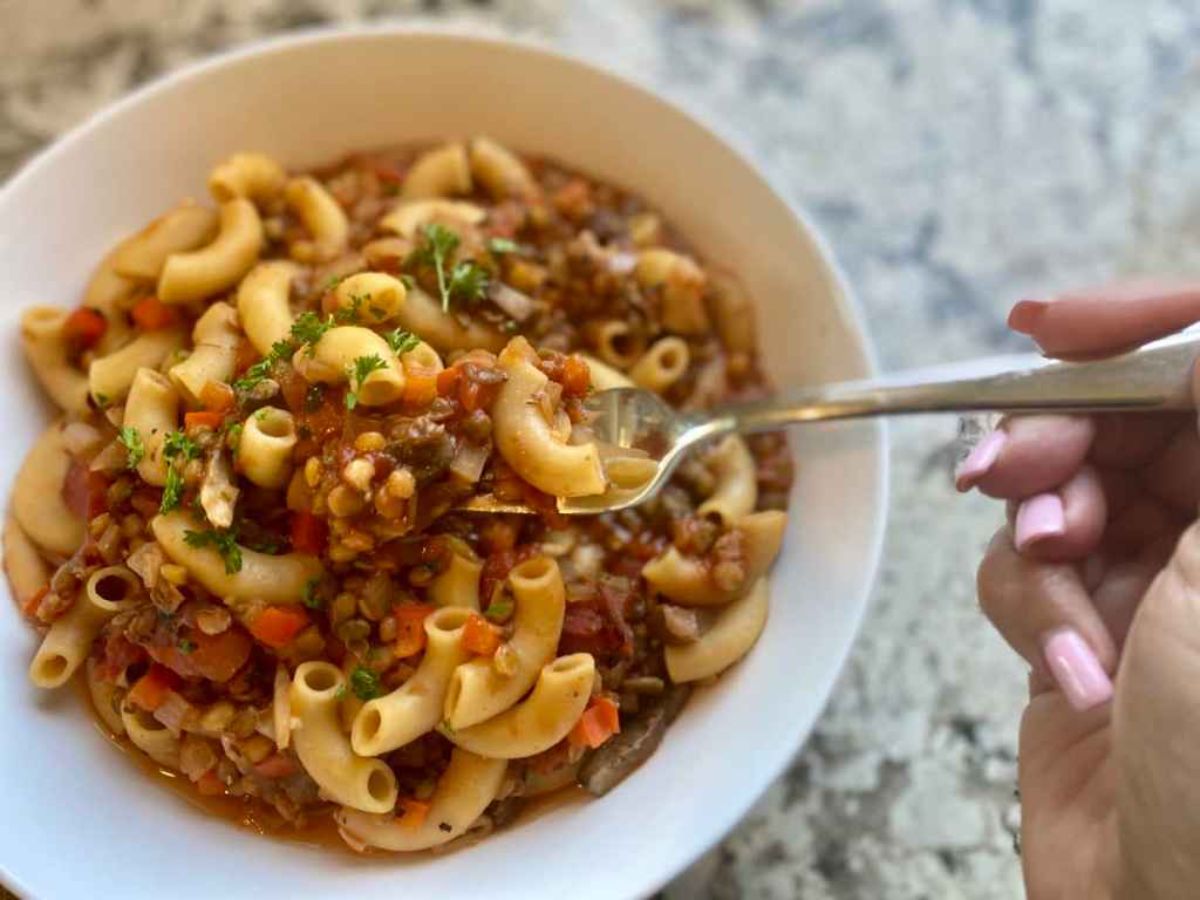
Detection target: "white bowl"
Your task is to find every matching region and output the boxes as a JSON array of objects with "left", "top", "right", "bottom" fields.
[{"left": 0, "top": 28, "right": 886, "bottom": 900}]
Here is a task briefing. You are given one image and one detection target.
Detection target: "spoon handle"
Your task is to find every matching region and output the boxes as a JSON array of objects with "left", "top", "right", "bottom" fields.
[{"left": 692, "top": 331, "right": 1200, "bottom": 437}]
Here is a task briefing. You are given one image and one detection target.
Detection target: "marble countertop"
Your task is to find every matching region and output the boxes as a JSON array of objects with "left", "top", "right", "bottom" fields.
[{"left": 4, "top": 1, "right": 1199, "bottom": 896}]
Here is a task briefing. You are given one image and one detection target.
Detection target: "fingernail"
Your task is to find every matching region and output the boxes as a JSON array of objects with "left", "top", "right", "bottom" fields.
[
  {"left": 1041, "top": 628, "right": 1113, "bottom": 711},
  {"left": 1008, "top": 299, "right": 1049, "bottom": 335},
  {"left": 955, "top": 430, "right": 1007, "bottom": 491},
  {"left": 1014, "top": 493, "right": 1065, "bottom": 550}
]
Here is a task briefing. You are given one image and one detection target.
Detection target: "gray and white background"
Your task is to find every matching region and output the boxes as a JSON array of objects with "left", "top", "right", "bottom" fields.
[{"left": 4, "top": 1, "right": 1199, "bottom": 897}]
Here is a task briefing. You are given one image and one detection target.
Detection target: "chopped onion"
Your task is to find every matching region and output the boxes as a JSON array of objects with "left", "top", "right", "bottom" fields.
[
  {"left": 449, "top": 440, "right": 490, "bottom": 483},
  {"left": 607, "top": 251, "right": 637, "bottom": 275},
  {"left": 153, "top": 691, "right": 195, "bottom": 737},
  {"left": 62, "top": 421, "right": 103, "bottom": 455},
  {"left": 200, "top": 448, "right": 239, "bottom": 529},
  {"left": 489, "top": 282, "right": 542, "bottom": 322}
]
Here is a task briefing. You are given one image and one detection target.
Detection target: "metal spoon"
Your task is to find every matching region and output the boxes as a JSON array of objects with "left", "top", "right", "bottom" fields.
[{"left": 463, "top": 331, "right": 1200, "bottom": 517}]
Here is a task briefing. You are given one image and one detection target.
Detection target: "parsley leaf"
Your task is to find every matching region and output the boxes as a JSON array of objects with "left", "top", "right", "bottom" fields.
[
  {"left": 183, "top": 527, "right": 244, "bottom": 574},
  {"left": 484, "top": 595, "right": 514, "bottom": 623},
  {"left": 160, "top": 466, "right": 185, "bottom": 513},
  {"left": 301, "top": 577, "right": 323, "bottom": 609},
  {"left": 323, "top": 274, "right": 347, "bottom": 293},
  {"left": 290, "top": 311, "right": 333, "bottom": 351},
  {"left": 162, "top": 431, "right": 201, "bottom": 463},
  {"left": 488, "top": 237, "right": 519, "bottom": 255},
  {"left": 333, "top": 292, "right": 365, "bottom": 324},
  {"left": 349, "top": 666, "right": 383, "bottom": 701},
  {"left": 118, "top": 426, "right": 145, "bottom": 469},
  {"left": 408, "top": 223, "right": 483, "bottom": 312},
  {"left": 448, "top": 260, "right": 490, "bottom": 305},
  {"left": 159, "top": 430, "right": 202, "bottom": 513},
  {"left": 345, "top": 354, "right": 387, "bottom": 410},
  {"left": 383, "top": 329, "right": 421, "bottom": 355}
]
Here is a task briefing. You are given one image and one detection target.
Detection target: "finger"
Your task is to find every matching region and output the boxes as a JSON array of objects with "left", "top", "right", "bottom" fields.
[
  {"left": 1005, "top": 466, "right": 1106, "bottom": 561},
  {"left": 1102, "top": 496, "right": 1181, "bottom": 560},
  {"left": 1089, "top": 413, "right": 1187, "bottom": 469},
  {"left": 1009, "top": 279, "right": 1200, "bottom": 358},
  {"left": 977, "top": 529, "right": 1116, "bottom": 711},
  {"left": 957, "top": 415, "right": 1094, "bottom": 497},
  {"left": 1141, "top": 424, "right": 1200, "bottom": 514}
]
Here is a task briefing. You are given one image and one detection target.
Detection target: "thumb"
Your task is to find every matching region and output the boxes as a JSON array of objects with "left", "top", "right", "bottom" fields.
[{"left": 1112, "top": 520, "right": 1200, "bottom": 899}]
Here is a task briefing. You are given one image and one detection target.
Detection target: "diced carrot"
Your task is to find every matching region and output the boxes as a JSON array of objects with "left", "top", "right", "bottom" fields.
[
  {"left": 62, "top": 307, "right": 108, "bottom": 349},
  {"left": 128, "top": 663, "right": 181, "bottom": 712},
  {"left": 462, "top": 613, "right": 501, "bottom": 657},
  {"left": 196, "top": 769, "right": 226, "bottom": 796},
  {"left": 395, "top": 798, "right": 430, "bottom": 829},
  {"left": 130, "top": 296, "right": 178, "bottom": 331},
  {"left": 290, "top": 511, "right": 326, "bottom": 555},
  {"left": 436, "top": 365, "right": 462, "bottom": 397},
  {"left": 568, "top": 696, "right": 621, "bottom": 750},
  {"left": 250, "top": 606, "right": 310, "bottom": 649},
  {"left": 254, "top": 753, "right": 298, "bottom": 779},
  {"left": 402, "top": 373, "right": 438, "bottom": 409},
  {"left": 562, "top": 355, "right": 591, "bottom": 397},
  {"left": 199, "top": 380, "right": 236, "bottom": 413},
  {"left": 459, "top": 378, "right": 483, "bottom": 412},
  {"left": 234, "top": 337, "right": 259, "bottom": 375},
  {"left": 21, "top": 585, "right": 49, "bottom": 619},
  {"left": 393, "top": 604, "right": 434, "bottom": 658},
  {"left": 184, "top": 410, "right": 224, "bottom": 431}
]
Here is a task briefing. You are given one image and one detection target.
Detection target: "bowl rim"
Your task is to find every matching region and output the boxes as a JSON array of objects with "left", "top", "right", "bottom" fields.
[{"left": 0, "top": 23, "right": 889, "bottom": 899}]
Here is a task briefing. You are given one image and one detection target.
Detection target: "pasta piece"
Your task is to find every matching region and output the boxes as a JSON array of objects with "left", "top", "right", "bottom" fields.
[
  {"left": 13, "top": 421, "right": 83, "bottom": 557},
  {"left": 642, "top": 511, "right": 786, "bottom": 606},
  {"left": 86, "top": 656, "right": 126, "bottom": 736},
  {"left": 157, "top": 199, "right": 264, "bottom": 304},
  {"left": 88, "top": 328, "right": 185, "bottom": 407},
  {"left": 20, "top": 307, "right": 89, "bottom": 414},
  {"left": 581, "top": 353, "right": 634, "bottom": 392},
  {"left": 392, "top": 286, "right": 504, "bottom": 354},
  {"left": 291, "top": 326, "right": 405, "bottom": 407},
  {"left": 237, "top": 407, "right": 297, "bottom": 489},
  {"left": 585, "top": 320, "right": 642, "bottom": 369},
  {"left": 82, "top": 248, "right": 137, "bottom": 355},
  {"left": 285, "top": 176, "right": 349, "bottom": 262},
  {"left": 237, "top": 261, "right": 299, "bottom": 356},
  {"left": 124, "top": 368, "right": 180, "bottom": 487},
  {"left": 29, "top": 566, "right": 138, "bottom": 688},
  {"left": 351, "top": 607, "right": 473, "bottom": 756},
  {"left": 427, "top": 537, "right": 483, "bottom": 610},
  {"left": 401, "top": 142, "right": 472, "bottom": 200},
  {"left": 401, "top": 341, "right": 444, "bottom": 378},
  {"left": 628, "top": 336, "right": 689, "bottom": 394},
  {"left": 441, "top": 654, "right": 595, "bottom": 759},
  {"left": 665, "top": 578, "right": 769, "bottom": 682},
  {"left": 208, "top": 152, "right": 287, "bottom": 203},
  {"left": 290, "top": 662, "right": 398, "bottom": 813},
  {"left": 3, "top": 515, "right": 49, "bottom": 611},
  {"left": 710, "top": 271, "right": 757, "bottom": 355},
  {"left": 379, "top": 199, "right": 486, "bottom": 240},
  {"left": 151, "top": 511, "right": 323, "bottom": 604},
  {"left": 168, "top": 302, "right": 240, "bottom": 406},
  {"left": 634, "top": 248, "right": 710, "bottom": 335},
  {"left": 121, "top": 703, "right": 180, "bottom": 769},
  {"left": 469, "top": 137, "right": 538, "bottom": 200},
  {"left": 336, "top": 749, "right": 506, "bottom": 853},
  {"left": 696, "top": 436, "right": 758, "bottom": 524},
  {"left": 444, "top": 556, "right": 566, "bottom": 730},
  {"left": 110, "top": 202, "right": 219, "bottom": 281},
  {"left": 329, "top": 272, "right": 407, "bottom": 325},
  {"left": 492, "top": 337, "right": 606, "bottom": 498}
]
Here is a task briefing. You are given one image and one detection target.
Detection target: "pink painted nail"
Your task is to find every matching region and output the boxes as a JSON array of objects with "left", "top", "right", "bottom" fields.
[
  {"left": 1008, "top": 298, "right": 1049, "bottom": 335},
  {"left": 1014, "top": 493, "right": 1065, "bottom": 550},
  {"left": 955, "top": 430, "right": 1007, "bottom": 491},
  {"left": 1042, "top": 628, "right": 1113, "bottom": 711}
]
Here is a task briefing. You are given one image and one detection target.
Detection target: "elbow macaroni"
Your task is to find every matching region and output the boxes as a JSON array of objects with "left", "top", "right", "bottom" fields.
[
  {"left": 427, "top": 537, "right": 483, "bottom": 610},
  {"left": 157, "top": 198, "right": 264, "bottom": 304},
  {"left": 628, "top": 336, "right": 689, "bottom": 394},
  {"left": 380, "top": 199, "right": 485, "bottom": 239},
  {"left": 441, "top": 654, "right": 595, "bottom": 759},
  {"left": 393, "top": 285, "right": 505, "bottom": 354},
  {"left": 3, "top": 516, "right": 49, "bottom": 611},
  {"left": 401, "top": 142, "right": 472, "bottom": 200},
  {"left": 696, "top": 436, "right": 758, "bottom": 524},
  {"left": 351, "top": 607, "right": 473, "bottom": 756},
  {"left": 291, "top": 326, "right": 405, "bottom": 406},
  {"left": 329, "top": 272, "right": 407, "bottom": 325},
  {"left": 492, "top": 338, "right": 606, "bottom": 498},
  {"left": 20, "top": 307, "right": 90, "bottom": 414},
  {"left": 285, "top": 176, "right": 349, "bottom": 262},
  {"left": 208, "top": 152, "right": 287, "bottom": 203},
  {"left": 290, "top": 662, "right": 398, "bottom": 813},
  {"left": 168, "top": 302, "right": 240, "bottom": 406},
  {"left": 443, "top": 556, "right": 566, "bottom": 730},
  {"left": 13, "top": 421, "right": 83, "bottom": 557},
  {"left": 236, "top": 407, "right": 297, "bottom": 489},
  {"left": 110, "top": 202, "right": 219, "bottom": 281},
  {"left": 236, "top": 260, "right": 299, "bottom": 356},
  {"left": 88, "top": 328, "right": 185, "bottom": 407},
  {"left": 634, "top": 248, "right": 710, "bottom": 335},
  {"left": 469, "top": 137, "right": 537, "bottom": 200},
  {"left": 124, "top": 367, "right": 181, "bottom": 487},
  {"left": 665, "top": 578, "right": 769, "bottom": 683}
]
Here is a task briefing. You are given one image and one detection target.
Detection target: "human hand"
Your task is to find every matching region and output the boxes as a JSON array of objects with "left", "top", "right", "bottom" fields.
[{"left": 960, "top": 282, "right": 1200, "bottom": 900}]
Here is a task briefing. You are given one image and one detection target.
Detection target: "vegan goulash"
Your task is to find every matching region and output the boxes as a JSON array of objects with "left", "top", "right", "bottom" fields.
[{"left": 6, "top": 139, "right": 793, "bottom": 851}]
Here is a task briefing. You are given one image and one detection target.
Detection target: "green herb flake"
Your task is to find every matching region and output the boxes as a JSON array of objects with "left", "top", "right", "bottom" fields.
[
  {"left": 345, "top": 354, "right": 387, "bottom": 410},
  {"left": 160, "top": 465, "right": 185, "bottom": 513},
  {"left": 324, "top": 274, "right": 347, "bottom": 293},
  {"left": 178, "top": 638, "right": 197, "bottom": 654},
  {"left": 183, "top": 527, "right": 244, "bottom": 574},
  {"left": 117, "top": 426, "right": 145, "bottom": 469},
  {"left": 162, "top": 430, "right": 201, "bottom": 463},
  {"left": 488, "top": 237, "right": 519, "bottom": 255},
  {"left": 484, "top": 596, "right": 514, "bottom": 623},
  {"left": 383, "top": 329, "right": 421, "bottom": 355},
  {"left": 334, "top": 292, "right": 366, "bottom": 324},
  {"left": 448, "top": 260, "right": 489, "bottom": 306},
  {"left": 349, "top": 666, "right": 383, "bottom": 701},
  {"left": 290, "top": 311, "right": 333, "bottom": 353},
  {"left": 301, "top": 577, "right": 323, "bottom": 610}
]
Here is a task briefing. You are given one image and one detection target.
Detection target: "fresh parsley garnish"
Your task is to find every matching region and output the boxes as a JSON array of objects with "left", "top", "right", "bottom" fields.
[
  {"left": 349, "top": 666, "right": 383, "bottom": 701},
  {"left": 323, "top": 274, "right": 347, "bottom": 293},
  {"left": 234, "top": 312, "right": 338, "bottom": 393},
  {"left": 484, "top": 595, "right": 514, "bottom": 623},
  {"left": 159, "top": 430, "right": 202, "bottom": 513},
  {"left": 407, "top": 223, "right": 491, "bottom": 312},
  {"left": 290, "top": 311, "right": 333, "bottom": 353},
  {"left": 301, "top": 577, "right": 323, "bottom": 609},
  {"left": 178, "top": 638, "right": 197, "bottom": 654},
  {"left": 334, "top": 292, "right": 365, "bottom": 324},
  {"left": 383, "top": 329, "right": 421, "bottom": 355},
  {"left": 345, "top": 354, "right": 386, "bottom": 410},
  {"left": 183, "top": 527, "right": 243, "bottom": 574},
  {"left": 488, "top": 237, "right": 519, "bottom": 255},
  {"left": 161, "top": 466, "right": 184, "bottom": 513},
  {"left": 118, "top": 426, "right": 145, "bottom": 469}
]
